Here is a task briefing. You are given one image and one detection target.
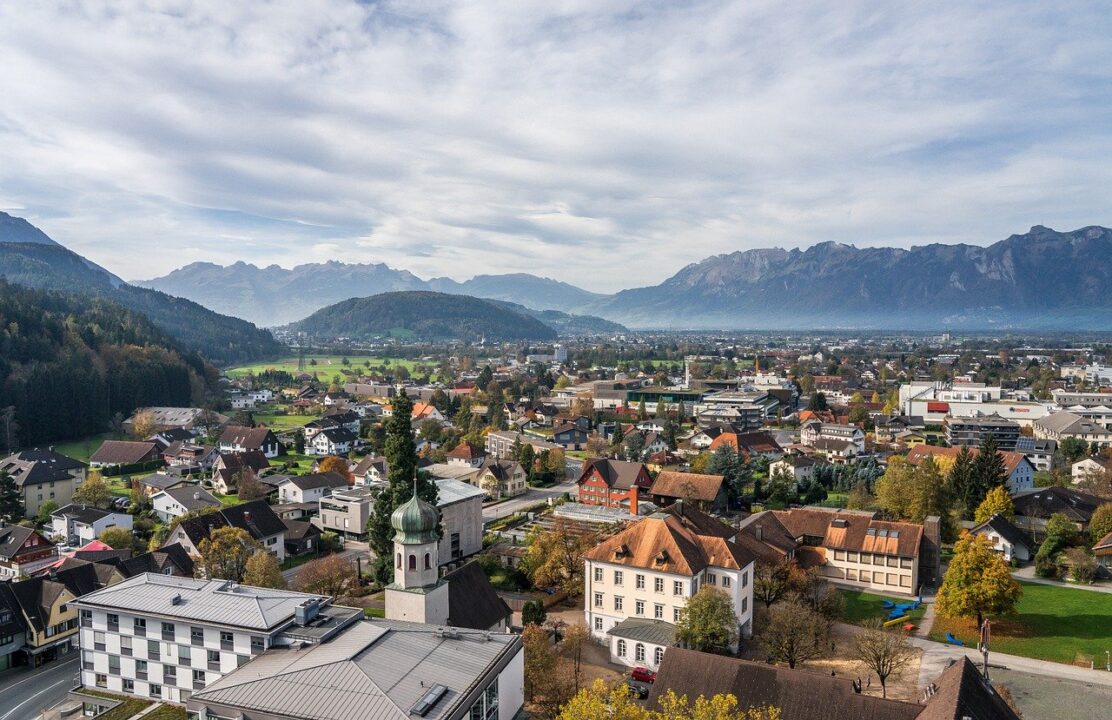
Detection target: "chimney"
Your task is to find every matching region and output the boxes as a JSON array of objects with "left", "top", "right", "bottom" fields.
[
  {"left": 755, "top": 525, "right": 763, "bottom": 541},
  {"left": 628, "top": 486, "right": 639, "bottom": 516},
  {"left": 194, "top": 492, "right": 201, "bottom": 501},
  {"left": 244, "top": 511, "right": 252, "bottom": 523}
]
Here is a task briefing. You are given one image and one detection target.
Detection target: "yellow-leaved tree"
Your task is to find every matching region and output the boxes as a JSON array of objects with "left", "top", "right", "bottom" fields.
[
  {"left": 936, "top": 532, "right": 1022, "bottom": 628},
  {"left": 974, "top": 486, "right": 1016, "bottom": 524}
]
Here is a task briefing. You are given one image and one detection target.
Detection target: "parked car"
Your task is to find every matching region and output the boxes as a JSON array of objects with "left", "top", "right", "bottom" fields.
[
  {"left": 625, "top": 678, "right": 650, "bottom": 699},
  {"left": 630, "top": 667, "right": 656, "bottom": 684}
]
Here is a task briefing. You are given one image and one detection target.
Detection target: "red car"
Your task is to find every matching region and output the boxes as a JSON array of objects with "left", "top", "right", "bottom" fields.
[{"left": 630, "top": 667, "right": 656, "bottom": 683}]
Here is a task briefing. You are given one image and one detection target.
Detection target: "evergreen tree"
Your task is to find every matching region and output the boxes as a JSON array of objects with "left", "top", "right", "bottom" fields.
[
  {"left": 972, "top": 435, "right": 1008, "bottom": 501},
  {"left": 947, "top": 446, "right": 978, "bottom": 520},
  {"left": 0, "top": 471, "right": 22, "bottom": 520}
]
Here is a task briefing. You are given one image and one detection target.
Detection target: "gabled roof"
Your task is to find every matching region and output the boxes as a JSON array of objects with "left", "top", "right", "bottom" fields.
[
  {"left": 1012, "top": 486, "right": 1103, "bottom": 523},
  {"left": 650, "top": 472, "right": 725, "bottom": 502},
  {"left": 0, "top": 449, "right": 86, "bottom": 487},
  {"left": 0, "top": 525, "right": 48, "bottom": 562},
  {"left": 906, "top": 445, "right": 1032, "bottom": 477},
  {"left": 90, "top": 440, "right": 160, "bottom": 465},
  {"left": 970, "top": 515, "right": 1031, "bottom": 552},
  {"left": 118, "top": 543, "right": 196, "bottom": 578},
  {"left": 577, "top": 458, "right": 650, "bottom": 490},
  {"left": 214, "top": 450, "right": 270, "bottom": 473},
  {"left": 479, "top": 459, "right": 523, "bottom": 483},
  {"left": 9, "top": 563, "right": 98, "bottom": 632},
  {"left": 160, "top": 486, "right": 222, "bottom": 512},
  {"left": 176, "top": 500, "right": 286, "bottom": 546},
  {"left": 316, "top": 426, "right": 357, "bottom": 443},
  {"left": 282, "top": 472, "right": 348, "bottom": 491},
  {"left": 139, "top": 473, "right": 197, "bottom": 491},
  {"left": 773, "top": 507, "right": 922, "bottom": 558},
  {"left": 51, "top": 503, "right": 120, "bottom": 525},
  {"left": 444, "top": 561, "right": 512, "bottom": 630},
  {"left": 709, "top": 431, "right": 783, "bottom": 456},
  {"left": 283, "top": 519, "right": 322, "bottom": 542},
  {"left": 219, "top": 425, "right": 278, "bottom": 450},
  {"left": 914, "top": 656, "right": 1022, "bottom": 720},
  {"left": 736, "top": 511, "right": 798, "bottom": 563},
  {"left": 446, "top": 442, "right": 486, "bottom": 460}
]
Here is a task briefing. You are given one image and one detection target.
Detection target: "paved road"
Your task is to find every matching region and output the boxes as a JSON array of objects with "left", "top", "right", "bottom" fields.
[
  {"left": 0, "top": 656, "right": 78, "bottom": 720},
  {"left": 482, "top": 480, "right": 577, "bottom": 523},
  {"left": 1012, "top": 565, "right": 1112, "bottom": 594}
]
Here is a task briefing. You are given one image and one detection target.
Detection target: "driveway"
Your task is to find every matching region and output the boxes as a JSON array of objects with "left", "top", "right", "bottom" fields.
[
  {"left": 0, "top": 656, "right": 78, "bottom": 720},
  {"left": 482, "top": 480, "right": 576, "bottom": 523},
  {"left": 1011, "top": 565, "right": 1112, "bottom": 594}
]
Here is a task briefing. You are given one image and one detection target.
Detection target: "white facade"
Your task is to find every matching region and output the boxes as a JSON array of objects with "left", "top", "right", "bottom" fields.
[{"left": 51, "top": 509, "right": 133, "bottom": 545}]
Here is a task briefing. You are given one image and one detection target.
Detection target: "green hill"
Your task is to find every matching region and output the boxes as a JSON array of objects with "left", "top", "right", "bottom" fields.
[{"left": 288, "top": 291, "right": 558, "bottom": 342}]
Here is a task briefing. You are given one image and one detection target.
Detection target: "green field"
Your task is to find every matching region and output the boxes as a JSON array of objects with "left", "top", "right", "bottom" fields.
[
  {"left": 253, "top": 412, "right": 319, "bottom": 430},
  {"left": 929, "top": 581, "right": 1112, "bottom": 665},
  {"left": 225, "top": 355, "right": 430, "bottom": 378},
  {"left": 840, "top": 588, "right": 926, "bottom": 626},
  {"left": 52, "top": 433, "right": 115, "bottom": 463}
]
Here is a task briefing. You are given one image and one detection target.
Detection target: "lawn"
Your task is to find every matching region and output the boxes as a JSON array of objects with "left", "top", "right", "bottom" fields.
[
  {"left": 52, "top": 432, "right": 115, "bottom": 463},
  {"left": 929, "top": 581, "right": 1112, "bottom": 666},
  {"left": 839, "top": 588, "right": 926, "bottom": 626},
  {"left": 225, "top": 355, "right": 431, "bottom": 378},
  {"left": 254, "top": 412, "right": 319, "bottom": 430},
  {"left": 75, "top": 690, "right": 152, "bottom": 720},
  {"left": 144, "top": 705, "right": 187, "bottom": 720}
]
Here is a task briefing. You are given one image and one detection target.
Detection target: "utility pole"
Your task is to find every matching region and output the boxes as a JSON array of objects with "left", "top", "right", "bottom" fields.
[{"left": 979, "top": 618, "right": 991, "bottom": 682}]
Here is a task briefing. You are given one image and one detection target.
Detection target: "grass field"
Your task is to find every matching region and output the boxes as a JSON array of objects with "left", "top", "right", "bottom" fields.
[
  {"left": 254, "top": 412, "right": 319, "bottom": 430},
  {"left": 52, "top": 432, "right": 115, "bottom": 463},
  {"left": 929, "top": 581, "right": 1112, "bottom": 666},
  {"left": 840, "top": 588, "right": 926, "bottom": 626},
  {"left": 225, "top": 355, "right": 430, "bottom": 378}
]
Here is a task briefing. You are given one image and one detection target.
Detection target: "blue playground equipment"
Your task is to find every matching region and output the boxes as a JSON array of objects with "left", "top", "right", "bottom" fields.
[
  {"left": 881, "top": 600, "right": 896, "bottom": 609},
  {"left": 945, "top": 632, "right": 964, "bottom": 646},
  {"left": 888, "top": 609, "right": 907, "bottom": 620}
]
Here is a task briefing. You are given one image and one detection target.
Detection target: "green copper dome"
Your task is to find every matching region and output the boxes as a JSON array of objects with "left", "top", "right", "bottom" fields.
[{"left": 391, "top": 492, "right": 438, "bottom": 544}]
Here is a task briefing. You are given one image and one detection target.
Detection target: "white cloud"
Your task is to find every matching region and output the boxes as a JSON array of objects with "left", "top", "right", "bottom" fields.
[{"left": 0, "top": 0, "right": 1109, "bottom": 292}]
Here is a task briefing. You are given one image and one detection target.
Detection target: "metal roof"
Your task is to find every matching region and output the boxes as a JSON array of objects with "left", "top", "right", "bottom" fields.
[
  {"left": 73, "top": 573, "right": 330, "bottom": 630},
  {"left": 435, "top": 478, "right": 486, "bottom": 507},
  {"left": 606, "top": 618, "right": 677, "bottom": 646}
]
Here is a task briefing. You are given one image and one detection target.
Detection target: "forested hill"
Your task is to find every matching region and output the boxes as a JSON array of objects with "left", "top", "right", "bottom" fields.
[
  {"left": 0, "top": 280, "right": 210, "bottom": 447},
  {"left": 287, "top": 291, "right": 559, "bottom": 342}
]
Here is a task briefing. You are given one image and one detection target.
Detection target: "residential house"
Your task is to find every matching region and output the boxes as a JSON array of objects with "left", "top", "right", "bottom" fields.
[
  {"left": 1072, "top": 455, "right": 1112, "bottom": 483},
  {"left": 0, "top": 525, "right": 58, "bottom": 579},
  {"left": 446, "top": 442, "right": 488, "bottom": 468},
  {"left": 970, "top": 514, "right": 1032, "bottom": 564},
  {"left": 282, "top": 520, "right": 321, "bottom": 557},
  {"left": 74, "top": 573, "right": 362, "bottom": 703},
  {"left": 808, "top": 438, "right": 861, "bottom": 464},
  {"left": 475, "top": 460, "right": 527, "bottom": 500},
  {"left": 943, "top": 414, "right": 1021, "bottom": 450},
  {"left": 649, "top": 471, "right": 727, "bottom": 512},
  {"left": 89, "top": 441, "right": 161, "bottom": 469},
  {"left": 164, "top": 500, "right": 288, "bottom": 562},
  {"left": 1034, "top": 411, "right": 1112, "bottom": 449},
  {"left": 148, "top": 428, "right": 198, "bottom": 452},
  {"left": 8, "top": 563, "right": 97, "bottom": 666},
  {"left": 1012, "top": 486, "right": 1103, "bottom": 533},
  {"left": 768, "top": 455, "right": 819, "bottom": 484},
  {"left": 800, "top": 422, "right": 866, "bottom": 454},
  {"left": 151, "top": 487, "right": 222, "bottom": 523},
  {"left": 0, "top": 585, "right": 27, "bottom": 671},
  {"left": 435, "top": 478, "right": 485, "bottom": 563},
  {"left": 484, "top": 431, "right": 560, "bottom": 459},
  {"left": 0, "top": 449, "right": 88, "bottom": 517},
  {"left": 136, "top": 473, "right": 197, "bottom": 498},
  {"left": 552, "top": 423, "right": 589, "bottom": 450},
  {"left": 308, "top": 426, "right": 358, "bottom": 456},
  {"left": 770, "top": 507, "right": 927, "bottom": 596},
  {"left": 317, "top": 486, "right": 376, "bottom": 540},
  {"left": 707, "top": 431, "right": 783, "bottom": 460},
  {"left": 577, "top": 459, "right": 654, "bottom": 510},
  {"left": 1012, "top": 436, "right": 1056, "bottom": 473},
  {"left": 210, "top": 451, "right": 269, "bottom": 495},
  {"left": 583, "top": 503, "right": 756, "bottom": 669},
  {"left": 218, "top": 426, "right": 282, "bottom": 458},
  {"left": 277, "top": 472, "right": 348, "bottom": 504},
  {"left": 872, "top": 415, "right": 925, "bottom": 443},
  {"left": 50, "top": 505, "right": 133, "bottom": 546},
  {"left": 906, "top": 445, "right": 1035, "bottom": 494},
  {"left": 161, "top": 442, "right": 218, "bottom": 472},
  {"left": 304, "top": 413, "right": 360, "bottom": 441},
  {"left": 351, "top": 455, "right": 388, "bottom": 486}
]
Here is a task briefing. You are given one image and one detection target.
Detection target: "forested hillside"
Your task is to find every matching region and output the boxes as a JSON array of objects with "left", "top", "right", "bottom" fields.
[{"left": 0, "top": 280, "right": 211, "bottom": 447}]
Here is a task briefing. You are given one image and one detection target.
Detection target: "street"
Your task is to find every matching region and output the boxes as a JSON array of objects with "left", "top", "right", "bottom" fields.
[
  {"left": 0, "top": 656, "right": 78, "bottom": 720},
  {"left": 482, "top": 479, "right": 577, "bottom": 524}
]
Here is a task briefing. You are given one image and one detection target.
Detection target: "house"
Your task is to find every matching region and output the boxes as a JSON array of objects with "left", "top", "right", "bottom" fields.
[
  {"left": 210, "top": 451, "right": 270, "bottom": 495},
  {"left": 770, "top": 507, "right": 928, "bottom": 596},
  {"left": 576, "top": 459, "right": 653, "bottom": 510},
  {"left": 164, "top": 500, "right": 288, "bottom": 562},
  {"left": 707, "top": 431, "right": 783, "bottom": 459},
  {"left": 0, "top": 584, "right": 28, "bottom": 671},
  {"left": 1034, "top": 411, "right": 1112, "bottom": 448},
  {"left": 151, "top": 486, "right": 222, "bottom": 523},
  {"left": 552, "top": 423, "right": 589, "bottom": 449},
  {"left": 50, "top": 505, "right": 134, "bottom": 546},
  {"left": 1094, "top": 530, "right": 1112, "bottom": 575},
  {"left": 649, "top": 471, "right": 727, "bottom": 511},
  {"left": 7, "top": 563, "right": 96, "bottom": 666},
  {"left": 161, "top": 441, "right": 218, "bottom": 471},
  {"left": 0, "top": 449, "right": 88, "bottom": 517},
  {"left": 943, "top": 414, "right": 1022, "bottom": 450},
  {"left": 1012, "top": 486, "right": 1103, "bottom": 533},
  {"left": 318, "top": 486, "right": 376, "bottom": 540},
  {"left": 0, "top": 525, "right": 58, "bottom": 579},
  {"left": 218, "top": 425, "right": 282, "bottom": 458},
  {"left": 308, "top": 426, "right": 358, "bottom": 456},
  {"left": 123, "top": 407, "right": 226, "bottom": 434},
  {"left": 74, "top": 573, "right": 363, "bottom": 703},
  {"left": 906, "top": 445, "right": 1036, "bottom": 494},
  {"left": 278, "top": 472, "right": 348, "bottom": 503},
  {"left": 647, "top": 648, "right": 1021, "bottom": 720},
  {"left": 873, "top": 415, "right": 925, "bottom": 443},
  {"left": 475, "top": 460, "right": 527, "bottom": 500},
  {"left": 583, "top": 503, "right": 756, "bottom": 668},
  {"left": 1071, "top": 455, "right": 1112, "bottom": 483},
  {"left": 768, "top": 455, "right": 819, "bottom": 484},
  {"left": 446, "top": 442, "right": 487, "bottom": 468},
  {"left": 800, "top": 422, "right": 865, "bottom": 454},
  {"left": 135, "top": 472, "right": 197, "bottom": 498},
  {"left": 304, "top": 413, "right": 361, "bottom": 441},
  {"left": 1013, "top": 436, "right": 1056, "bottom": 473},
  {"left": 484, "top": 430, "right": 560, "bottom": 459},
  {"left": 351, "top": 454, "right": 388, "bottom": 486},
  {"left": 971, "top": 514, "right": 1032, "bottom": 563},
  {"left": 89, "top": 440, "right": 161, "bottom": 469},
  {"left": 808, "top": 438, "right": 861, "bottom": 464},
  {"left": 734, "top": 512, "right": 799, "bottom": 566},
  {"left": 435, "top": 478, "right": 485, "bottom": 563},
  {"left": 282, "top": 520, "right": 322, "bottom": 557},
  {"left": 148, "top": 428, "right": 199, "bottom": 450}
]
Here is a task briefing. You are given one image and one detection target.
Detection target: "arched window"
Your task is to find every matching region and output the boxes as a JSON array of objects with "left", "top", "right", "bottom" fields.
[
  {"left": 409, "top": 554, "right": 417, "bottom": 570},
  {"left": 654, "top": 647, "right": 664, "bottom": 665},
  {"left": 616, "top": 640, "right": 626, "bottom": 657},
  {"left": 635, "top": 644, "right": 645, "bottom": 662},
  {"left": 424, "top": 553, "right": 431, "bottom": 569},
  {"left": 395, "top": 553, "right": 401, "bottom": 569}
]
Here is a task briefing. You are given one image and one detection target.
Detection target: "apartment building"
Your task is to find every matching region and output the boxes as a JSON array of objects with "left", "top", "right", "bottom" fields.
[
  {"left": 73, "top": 573, "right": 361, "bottom": 703},
  {"left": 317, "top": 486, "right": 375, "bottom": 540},
  {"left": 583, "top": 503, "right": 755, "bottom": 669},
  {"left": 576, "top": 459, "right": 653, "bottom": 510},
  {"left": 1033, "top": 411, "right": 1112, "bottom": 449},
  {"left": 943, "top": 414, "right": 1021, "bottom": 450}
]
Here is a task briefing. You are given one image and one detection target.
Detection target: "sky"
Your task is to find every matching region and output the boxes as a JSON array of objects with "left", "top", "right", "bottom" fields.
[{"left": 1, "top": 1, "right": 1111, "bottom": 292}]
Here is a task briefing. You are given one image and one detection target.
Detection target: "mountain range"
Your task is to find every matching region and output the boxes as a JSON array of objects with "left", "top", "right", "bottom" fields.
[{"left": 142, "top": 224, "right": 1112, "bottom": 330}]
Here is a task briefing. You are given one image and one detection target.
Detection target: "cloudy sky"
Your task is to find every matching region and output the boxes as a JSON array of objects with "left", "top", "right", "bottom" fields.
[{"left": 1, "top": 1, "right": 1110, "bottom": 291}]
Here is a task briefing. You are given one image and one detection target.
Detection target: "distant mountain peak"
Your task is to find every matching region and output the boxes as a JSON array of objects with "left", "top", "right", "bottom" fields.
[{"left": 0, "top": 210, "right": 62, "bottom": 246}]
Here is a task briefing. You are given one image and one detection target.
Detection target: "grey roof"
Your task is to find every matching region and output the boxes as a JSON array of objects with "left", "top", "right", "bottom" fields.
[
  {"left": 74, "top": 573, "right": 331, "bottom": 631},
  {"left": 161, "top": 486, "right": 222, "bottom": 512},
  {"left": 1035, "top": 411, "right": 1112, "bottom": 436},
  {"left": 435, "top": 478, "right": 486, "bottom": 507},
  {"left": 140, "top": 473, "right": 197, "bottom": 492},
  {"left": 0, "top": 449, "right": 86, "bottom": 488},
  {"left": 284, "top": 472, "right": 348, "bottom": 491},
  {"left": 189, "top": 619, "right": 521, "bottom": 720},
  {"left": 51, "top": 503, "right": 117, "bottom": 524},
  {"left": 607, "top": 618, "right": 676, "bottom": 646},
  {"left": 971, "top": 515, "right": 1031, "bottom": 552}
]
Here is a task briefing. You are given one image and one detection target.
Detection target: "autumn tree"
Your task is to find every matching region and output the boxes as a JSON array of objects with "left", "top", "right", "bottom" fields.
[
  {"left": 974, "top": 486, "right": 1015, "bottom": 524},
  {"left": 760, "top": 599, "right": 828, "bottom": 668},
  {"left": 129, "top": 409, "right": 158, "bottom": 439},
  {"left": 294, "top": 553, "right": 357, "bottom": 598},
  {"left": 558, "top": 680, "right": 780, "bottom": 720},
  {"left": 560, "top": 624, "right": 591, "bottom": 693},
  {"left": 851, "top": 619, "right": 916, "bottom": 698},
  {"left": 1089, "top": 503, "right": 1112, "bottom": 544},
  {"left": 318, "top": 455, "right": 351, "bottom": 480},
  {"left": 655, "top": 690, "right": 782, "bottom": 720},
  {"left": 198, "top": 527, "right": 263, "bottom": 581},
  {"left": 522, "top": 519, "right": 596, "bottom": 595},
  {"left": 936, "top": 532, "right": 1022, "bottom": 627},
  {"left": 73, "top": 472, "right": 112, "bottom": 509},
  {"left": 524, "top": 624, "right": 557, "bottom": 703},
  {"left": 237, "top": 472, "right": 271, "bottom": 501},
  {"left": 99, "top": 526, "right": 134, "bottom": 550},
  {"left": 753, "top": 560, "right": 791, "bottom": 609},
  {"left": 676, "top": 586, "right": 737, "bottom": 654},
  {"left": 558, "top": 679, "right": 646, "bottom": 720},
  {"left": 243, "top": 549, "right": 287, "bottom": 589}
]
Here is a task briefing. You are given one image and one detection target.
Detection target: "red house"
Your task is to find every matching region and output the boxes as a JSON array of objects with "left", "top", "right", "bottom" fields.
[{"left": 576, "top": 459, "right": 653, "bottom": 510}]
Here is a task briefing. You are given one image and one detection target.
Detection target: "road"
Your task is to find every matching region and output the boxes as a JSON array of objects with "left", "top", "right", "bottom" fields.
[
  {"left": 0, "top": 656, "right": 78, "bottom": 720},
  {"left": 281, "top": 542, "right": 373, "bottom": 583},
  {"left": 482, "top": 479, "right": 577, "bottom": 524}
]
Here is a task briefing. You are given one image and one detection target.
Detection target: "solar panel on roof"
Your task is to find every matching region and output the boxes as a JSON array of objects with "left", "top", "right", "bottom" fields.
[{"left": 412, "top": 684, "right": 448, "bottom": 716}]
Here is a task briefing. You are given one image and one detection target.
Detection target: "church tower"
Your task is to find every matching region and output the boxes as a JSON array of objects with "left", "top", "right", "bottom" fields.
[{"left": 384, "top": 486, "right": 449, "bottom": 625}]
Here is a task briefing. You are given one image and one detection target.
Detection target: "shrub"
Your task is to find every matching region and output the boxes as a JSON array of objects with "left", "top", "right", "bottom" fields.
[{"left": 1066, "top": 548, "right": 1098, "bottom": 584}]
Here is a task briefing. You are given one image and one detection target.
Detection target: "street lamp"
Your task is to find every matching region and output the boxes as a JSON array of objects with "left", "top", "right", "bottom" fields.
[{"left": 1105, "top": 650, "right": 1109, "bottom": 672}]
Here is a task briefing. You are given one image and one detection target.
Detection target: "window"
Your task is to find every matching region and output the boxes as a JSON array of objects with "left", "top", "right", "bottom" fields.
[
  {"left": 191, "top": 627, "right": 204, "bottom": 645},
  {"left": 80, "top": 609, "right": 92, "bottom": 628},
  {"left": 873, "top": 571, "right": 884, "bottom": 583},
  {"left": 95, "top": 674, "right": 107, "bottom": 688},
  {"left": 614, "top": 596, "right": 623, "bottom": 612},
  {"left": 250, "top": 636, "right": 264, "bottom": 653},
  {"left": 635, "top": 601, "right": 645, "bottom": 616},
  {"left": 594, "top": 617, "right": 602, "bottom": 631},
  {"left": 161, "top": 622, "right": 175, "bottom": 641},
  {"left": 134, "top": 618, "right": 146, "bottom": 636},
  {"left": 673, "top": 581, "right": 683, "bottom": 596},
  {"left": 707, "top": 573, "right": 716, "bottom": 586},
  {"left": 899, "top": 575, "right": 911, "bottom": 588},
  {"left": 179, "top": 646, "right": 191, "bottom": 664},
  {"left": 846, "top": 569, "right": 857, "bottom": 581},
  {"left": 673, "top": 608, "right": 681, "bottom": 622},
  {"left": 614, "top": 570, "right": 623, "bottom": 585},
  {"left": 887, "top": 556, "right": 899, "bottom": 568},
  {"left": 833, "top": 550, "right": 845, "bottom": 561},
  {"left": 208, "top": 649, "right": 221, "bottom": 670},
  {"left": 742, "top": 570, "right": 748, "bottom": 588},
  {"left": 164, "top": 664, "right": 177, "bottom": 683},
  {"left": 635, "top": 574, "right": 645, "bottom": 589},
  {"left": 616, "top": 639, "right": 627, "bottom": 657},
  {"left": 873, "top": 555, "right": 885, "bottom": 566},
  {"left": 136, "top": 659, "right": 148, "bottom": 680},
  {"left": 424, "top": 553, "right": 431, "bottom": 570},
  {"left": 237, "top": 654, "right": 249, "bottom": 667},
  {"left": 859, "top": 552, "right": 871, "bottom": 564},
  {"left": 108, "top": 655, "right": 120, "bottom": 675},
  {"left": 900, "top": 557, "right": 913, "bottom": 569},
  {"left": 741, "top": 597, "right": 748, "bottom": 613},
  {"left": 484, "top": 684, "right": 499, "bottom": 720},
  {"left": 193, "top": 668, "right": 206, "bottom": 689},
  {"left": 220, "top": 631, "right": 234, "bottom": 650},
  {"left": 594, "top": 593, "right": 603, "bottom": 608},
  {"left": 120, "top": 635, "right": 132, "bottom": 656},
  {"left": 409, "top": 554, "right": 416, "bottom": 570},
  {"left": 654, "top": 578, "right": 664, "bottom": 593},
  {"left": 123, "top": 679, "right": 134, "bottom": 694},
  {"left": 654, "top": 604, "right": 663, "bottom": 619},
  {"left": 593, "top": 567, "right": 603, "bottom": 582},
  {"left": 692, "top": 578, "right": 699, "bottom": 594},
  {"left": 147, "top": 640, "right": 160, "bottom": 659},
  {"left": 107, "top": 613, "right": 119, "bottom": 631},
  {"left": 396, "top": 553, "right": 401, "bottom": 569},
  {"left": 635, "top": 644, "right": 645, "bottom": 662},
  {"left": 149, "top": 685, "right": 162, "bottom": 699},
  {"left": 887, "top": 573, "right": 898, "bottom": 586},
  {"left": 722, "top": 575, "right": 731, "bottom": 588},
  {"left": 82, "top": 651, "right": 94, "bottom": 671},
  {"left": 94, "top": 631, "right": 106, "bottom": 651},
  {"left": 847, "top": 551, "right": 859, "bottom": 563}
]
